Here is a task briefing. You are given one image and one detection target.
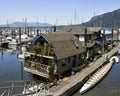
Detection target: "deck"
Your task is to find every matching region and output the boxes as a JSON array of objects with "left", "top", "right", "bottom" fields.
[{"left": 24, "top": 60, "right": 50, "bottom": 78}]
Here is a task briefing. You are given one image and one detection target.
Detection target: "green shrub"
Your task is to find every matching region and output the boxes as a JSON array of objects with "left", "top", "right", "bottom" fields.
[
  {"left": 95, "top": 54, "right": 101, "bottom": 59},
  {"left": 81, "top": 58, "right": 89, "bottom": 65},
  {"left": 48, "top": 66, "right": 55, "bottom": 82}
]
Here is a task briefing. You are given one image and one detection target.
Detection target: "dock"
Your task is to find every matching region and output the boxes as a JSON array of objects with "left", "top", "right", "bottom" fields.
[{"left": 48, "top": 44, "right": 119, "bottom": 96}]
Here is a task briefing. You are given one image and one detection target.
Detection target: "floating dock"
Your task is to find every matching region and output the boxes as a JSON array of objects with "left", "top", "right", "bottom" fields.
[{"left": 50, "top": 45, "right": 119, "bottom": 96}]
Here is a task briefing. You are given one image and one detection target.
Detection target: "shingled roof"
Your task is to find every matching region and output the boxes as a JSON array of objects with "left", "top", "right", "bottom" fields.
[
  {"left": 87, "top": 27, "right": 102, "bottom": 32},
  {"left": 58, "top": 25, "right": 102, "bottom": 35},
  {"left": 58, "top": 25, "right": 93, "bottom": 35},
  {"left": 34, "top": 33, "right": 86, "bottom": 60}
]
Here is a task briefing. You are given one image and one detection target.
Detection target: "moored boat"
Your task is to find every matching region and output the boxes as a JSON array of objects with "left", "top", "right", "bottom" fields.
[
  {"left": 7, "top": 36, "right": 19, "bottom": 45},
  {"left": 79, "top": 56, "right": 119, "bottom": 94},
  {"left": 16, "top": 34, "right": 33, "bottom": 44}
]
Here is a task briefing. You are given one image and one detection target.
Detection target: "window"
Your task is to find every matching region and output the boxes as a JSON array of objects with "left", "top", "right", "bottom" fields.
[{"left": 68, "top": 57, "right": 71, "bottom": 63}]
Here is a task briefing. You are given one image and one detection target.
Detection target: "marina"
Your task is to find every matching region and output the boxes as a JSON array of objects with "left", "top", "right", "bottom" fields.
[
  {"left": 0, "top": 44, "right": 119, "bottom": 96},
  {"left": 0, "top": 26, "right": 120, "bottom": 96},
  {"left": 0, "top": 0, "right": 120, "bottom": 95}
]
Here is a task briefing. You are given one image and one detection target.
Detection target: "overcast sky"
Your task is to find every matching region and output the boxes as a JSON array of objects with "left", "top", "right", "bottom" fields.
[{"left": 0, "top": 0, "right": 120, "bottom": 25}]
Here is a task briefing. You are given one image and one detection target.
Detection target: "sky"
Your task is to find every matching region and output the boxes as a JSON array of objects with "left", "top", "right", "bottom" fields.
[{"left": 0, "top": 0, "right": 120, "bottom": 25}]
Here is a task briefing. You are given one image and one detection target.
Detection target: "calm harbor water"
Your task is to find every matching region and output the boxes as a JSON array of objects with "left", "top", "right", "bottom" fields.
[
  {"left": 0, "top": 48, "right": 32, "bottom": 82},
  {"left": 0, "top": 47, "right": 46, "bottom": 83},
  {"left": 73, "top": 56, "right": 120, "bottom": 96}
]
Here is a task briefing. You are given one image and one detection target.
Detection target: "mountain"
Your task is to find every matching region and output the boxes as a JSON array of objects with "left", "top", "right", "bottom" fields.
[
  {"left": 0, "top": 22, "right": 53, "bottom": 27},
  {"left": 82, "top": 8, "right": 120, "bottom": 27}
]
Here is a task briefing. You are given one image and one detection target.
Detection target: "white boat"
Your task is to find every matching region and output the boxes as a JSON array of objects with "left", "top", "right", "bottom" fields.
[
  {"left": 6, "top": 36, "right": 18, "bottom": 45},
  {"left": 18, "top": 53, "right": 25, "bottom": 59},
  {"left": 18, "top": 47, "right": 30, "bottom": 59},
  {"left": 79, "top": 56, "right": 119, "bottom": 94},
  {"left": 16, "top": 34, "right": 33, "bottom": 44}
]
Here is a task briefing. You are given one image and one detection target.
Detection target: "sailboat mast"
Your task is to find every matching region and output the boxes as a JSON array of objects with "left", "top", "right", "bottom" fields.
[{"left": 74, "top": 11, "right": 76, "bottom": 25}]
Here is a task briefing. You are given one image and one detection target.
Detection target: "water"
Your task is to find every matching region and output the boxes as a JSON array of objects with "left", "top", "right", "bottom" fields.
[
  {"left": 73, "top": 56, "right": 120, "bottom": 96},
  {"left": 0, "top": 47, "right": 46, "bottom": 83},
  {"left": 0, "top": 49, "right": 33, "bottom": 82},
  {"left": 0, "top": 47, "right": 48, "bottom": 95}
]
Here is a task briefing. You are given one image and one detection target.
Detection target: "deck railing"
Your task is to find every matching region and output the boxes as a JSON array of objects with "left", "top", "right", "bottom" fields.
[{"left": 24, "top": 60, "right": 50, "bottom": 73}]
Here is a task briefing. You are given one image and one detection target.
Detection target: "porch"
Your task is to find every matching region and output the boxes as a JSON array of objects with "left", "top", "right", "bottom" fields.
[{"left": 24, "top": 60, "right": 50, "bottom": 78}]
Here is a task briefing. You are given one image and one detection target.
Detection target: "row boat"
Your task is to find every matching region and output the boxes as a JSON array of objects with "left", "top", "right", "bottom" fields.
[
  {"left": 80, "top": 61, "right": 113, "bottom": 94},
  {"left": 80, "top": 56, "right": 119, "bottom": 94}
]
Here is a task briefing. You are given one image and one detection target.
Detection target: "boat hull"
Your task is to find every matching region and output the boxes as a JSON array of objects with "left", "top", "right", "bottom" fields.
[{"left": 79, "top": 61, "right": 113, "bottom": 94}]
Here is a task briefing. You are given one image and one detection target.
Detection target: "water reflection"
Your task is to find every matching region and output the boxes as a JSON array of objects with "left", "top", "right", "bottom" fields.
[
  {"left": 0, "top": 46, "right": 32, "bottom": 82},
  {"left": 0, "top": 45, "right": 47, "bottom": 85}
]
